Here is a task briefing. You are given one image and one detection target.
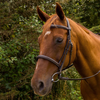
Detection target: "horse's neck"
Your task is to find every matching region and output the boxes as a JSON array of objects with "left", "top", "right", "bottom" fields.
[{"left": 69, "top": 19, "right": 100, "bottom": 79}]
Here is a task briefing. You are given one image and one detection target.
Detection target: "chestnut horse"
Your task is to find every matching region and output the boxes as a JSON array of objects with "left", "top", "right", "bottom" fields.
[{"left": 31, "top": 3, "right": 100, "bottom": 100}]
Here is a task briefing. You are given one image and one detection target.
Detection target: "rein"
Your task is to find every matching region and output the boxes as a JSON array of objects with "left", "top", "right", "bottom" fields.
[{"left": 36, "top": 18, "right": 100, "bottom": 82}]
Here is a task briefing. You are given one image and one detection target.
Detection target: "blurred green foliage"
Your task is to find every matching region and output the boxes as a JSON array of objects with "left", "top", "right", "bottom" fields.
[
  {"left": 90, "top": 25, "right": 100, "bottom": 33},
  {"left": 0, "top": 0, "right": 100, "bottom": 100}
]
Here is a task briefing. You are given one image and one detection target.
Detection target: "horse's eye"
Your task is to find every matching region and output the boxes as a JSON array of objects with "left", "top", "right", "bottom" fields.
[{"left": 56, "top": 38, "right": 63, "bottom": 43}]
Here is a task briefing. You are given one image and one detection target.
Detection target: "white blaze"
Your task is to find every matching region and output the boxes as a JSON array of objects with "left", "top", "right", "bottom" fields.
[
  {"left": 40, "top": 51, "right": 42, "bottom": 55},
  {"left": 44, "top": 31, "right": 51, "bottom": 36},
  {"left": 36, "top": 63, "right": 38, "bottom": 70}
]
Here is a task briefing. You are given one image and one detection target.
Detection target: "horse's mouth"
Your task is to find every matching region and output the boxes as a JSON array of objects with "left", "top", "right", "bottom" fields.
[{"left": 33, "top": 86, "right": 52, "bottom": 96}]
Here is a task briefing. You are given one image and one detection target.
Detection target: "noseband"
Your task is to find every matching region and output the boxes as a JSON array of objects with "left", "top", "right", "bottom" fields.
[{"left": 36, "top": 18, "right": 100, "bottom": 82}]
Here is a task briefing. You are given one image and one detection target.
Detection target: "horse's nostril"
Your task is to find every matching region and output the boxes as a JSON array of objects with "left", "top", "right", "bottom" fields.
[{"left": 38, "top": 81, "right": 44, "bottom": 92}]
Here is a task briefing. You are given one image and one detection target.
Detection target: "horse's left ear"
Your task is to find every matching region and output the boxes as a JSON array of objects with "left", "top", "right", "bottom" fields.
[{"left": 56, "top": 2, "right": 65, "bottom": 20}]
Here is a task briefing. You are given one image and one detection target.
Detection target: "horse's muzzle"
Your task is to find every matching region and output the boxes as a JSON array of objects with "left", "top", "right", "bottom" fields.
[{"left": 31, "top": 76, "right": 52, "bottom": 96}]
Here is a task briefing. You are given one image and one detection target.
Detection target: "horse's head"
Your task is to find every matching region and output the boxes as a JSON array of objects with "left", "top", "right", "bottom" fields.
[{"left": 31, "top": 3, "right": 76, "bottom": 96}]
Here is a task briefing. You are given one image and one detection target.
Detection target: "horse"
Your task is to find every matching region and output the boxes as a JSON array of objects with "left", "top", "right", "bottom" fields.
[{"left": 31, "top": 3, "right": 100, "bottom": 100}]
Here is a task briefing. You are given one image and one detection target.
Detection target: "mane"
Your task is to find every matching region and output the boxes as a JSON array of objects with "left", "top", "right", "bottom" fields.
[
  {"left": 76, "top": 23, "right": 92, "bottom": 34},
  {"left": 76, "top": 22, "right": 100, "bottom": 39}
]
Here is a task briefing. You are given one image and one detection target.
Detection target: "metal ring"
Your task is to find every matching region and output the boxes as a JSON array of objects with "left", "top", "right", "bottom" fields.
[{"left": 51, "top": 72, "right": 60, "bottom": 82}]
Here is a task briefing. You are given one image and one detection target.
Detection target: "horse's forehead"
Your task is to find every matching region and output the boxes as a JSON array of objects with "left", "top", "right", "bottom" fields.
[
  {"left": 43, "top": 28, "right": 64, "bottom": 37},
  {"left": 41, "top": 17, "right": 67, "bottom": 38}
]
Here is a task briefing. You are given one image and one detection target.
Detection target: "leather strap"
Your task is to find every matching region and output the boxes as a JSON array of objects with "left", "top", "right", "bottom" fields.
[{"left": 36, "top": 55, "right": 60, "bottom": 67}]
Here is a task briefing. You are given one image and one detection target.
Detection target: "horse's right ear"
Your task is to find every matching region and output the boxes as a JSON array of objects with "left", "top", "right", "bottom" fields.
[{"left": 37, "top": 6, "right": 50, "bottom": 22}]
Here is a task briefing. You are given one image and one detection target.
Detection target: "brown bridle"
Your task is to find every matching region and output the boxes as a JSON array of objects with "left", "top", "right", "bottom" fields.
[{"left": 36, "top": 18, "right": 100, "bottom": 82}]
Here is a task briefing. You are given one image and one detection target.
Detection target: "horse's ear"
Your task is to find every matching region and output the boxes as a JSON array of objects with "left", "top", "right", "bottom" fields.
[
  {"left": 56, "top": 2, "right": 65, "bottom": 20},
  {"left": 37, "top": 6, "right": 50, "bottom": 22}
]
